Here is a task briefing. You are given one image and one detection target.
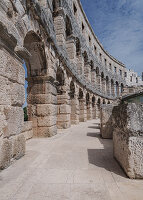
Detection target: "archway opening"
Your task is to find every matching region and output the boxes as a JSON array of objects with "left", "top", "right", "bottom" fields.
[{"left": 23, "top": 31, "right": 47, "bottom": 136}]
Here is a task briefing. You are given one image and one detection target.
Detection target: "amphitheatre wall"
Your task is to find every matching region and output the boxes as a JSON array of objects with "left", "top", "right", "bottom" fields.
[{"left": 0, "top": 0, "right": 126, "bottom": 169}]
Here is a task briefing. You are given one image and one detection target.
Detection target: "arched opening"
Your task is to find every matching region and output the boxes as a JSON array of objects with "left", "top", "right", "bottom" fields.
[
  {"left": 116, "top": 81, "right": 119, "bottom": 97},
  {"left": 121, "top": 83, "right": 124, "bottom": 94},
  {"left": 76, "top": 37, "right": 81, "bottom": 56},
  {"left": 52, "top": 0, "right": 61, "bottom": 13},
  {"left": 96, "top": 67, "right": 100, "bottom": 91},
  {"left": 103, "top": 99, "right": 106, "bottom": 104},
  {"left": 56, "top": 67, "right": 65, "bottom": 94},
  {"left": 96, "top": 98, "right": 101, "bottom": 118},
  {"left": 108, "top": 100, "right": 110, "bottom": 104},
  {"left": 92, "top": 96, "right": 96, "bottom": 119},
  {"left": 111, "top": 79, "right": 115, "bottom": 97},
  {"left": 90, "top": 61, "right": 95, "bottom": 84},
  {"left": 23, "top": 31, "right": 48, "bottom": 137},
  {"left": 101, "top": 72, "right": 105, "bottom": 94},
  {"left": 65, "top": 15, "right": 72, "bottom": 38},
  {"left": 70, "top": 81, "right": 79, "bottom": 125},
  {"left": 83, "top": 51, "right": 90, "bottom": 82},
  {"left": 79, "top": 88, "right": 86, "bottom": 122},
  {"left": 106, "top": 76, "right": 110, "bottom": 96}
]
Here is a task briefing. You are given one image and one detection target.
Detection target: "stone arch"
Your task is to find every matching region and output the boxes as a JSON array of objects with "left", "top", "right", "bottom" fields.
[
  {"left": 91, "top": 61, "right": 95, "bottom": 84},
  {"left": 79, "top": 88, "right": 83, "bottom": 99},
  {"left": 69, "top": 80, "right": 75, "bottom": 99},
  {"left": 83, "top": 51, "right": 88, "bottom": 64},
  {"left": 24, "top": 31, "right": 47, "bottom": 76},
  {"left": 79, "top": 88, "right": 86, "bottom": 122},
  {"left": 24, "top": 31, "right": 51, "bottom": 137},
  {"left": 52, "top": 0, "right": 61, "bottom": 12},
  {"left": 65, "top": 15, "right": 73, "bottom": 38},
  {"left": 108, "top": 100, "right": 110, "bottom": 104}
]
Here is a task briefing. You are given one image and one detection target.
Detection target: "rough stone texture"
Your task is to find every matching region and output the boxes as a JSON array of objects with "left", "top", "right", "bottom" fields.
[
  {"left": 113, "top": 103, "right": 143, "bottom": 179},
  {"left": 0, "top": 133, "right": 25, "bottom": 170},
  {"left": 22, "top": 121, "right": 33, "bottom": 140},
  {"left": 100, "top": 104, "right": 115, "bottom": 139},
  {"left": 0, "top": 120, "right": 143, "bottom": 200}
]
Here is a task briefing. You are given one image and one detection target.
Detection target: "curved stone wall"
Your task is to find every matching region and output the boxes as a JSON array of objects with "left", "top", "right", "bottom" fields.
[{"left": 0, "top": 0, "right": 128, "bottom": 169}]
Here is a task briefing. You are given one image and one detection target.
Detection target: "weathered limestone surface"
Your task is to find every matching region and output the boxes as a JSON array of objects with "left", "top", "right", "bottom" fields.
[
  {"left": 22, "top": 121, "right": 33, "bottom": 140},
  {"left": 113, "top": 103, "right": 143, "bottom": 179},
  {"left": 100, "top": 104, "right": 115, "bottom": 139}
]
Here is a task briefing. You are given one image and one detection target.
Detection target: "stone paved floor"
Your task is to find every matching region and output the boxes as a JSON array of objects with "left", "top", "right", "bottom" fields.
[{"left": 0, "top": 119, "right": 143, "bottom": 200}]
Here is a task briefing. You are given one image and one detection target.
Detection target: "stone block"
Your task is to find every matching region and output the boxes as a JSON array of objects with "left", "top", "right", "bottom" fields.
[
  {"left": 0, "top": 138, "right": 12, "bottom": 170},
  {"left": 10, "top": 82, "right": 25, "bottom": 106},
  {"left": 11, "top": 134, "right": 25, "bottom": 160},
  {"left": 37, "top": 125, "right": 57, "bottom": 137},
  {"left": 37, "top": 116, "right": 57, "bottom": 127},
  {"left": 29, "top": 94, "right": 57, "bottom": 105},
  {"left": 4, "top": 106, "right": 24, "bottom": 137},
  {"left": 113, "top": 103, "right": 143, "bottom": 179},
  {"left": 0, "top": 76, "right": 11, "bottom": 105},
  {"left": 22, "top": 121, "right": 33, "bottom": 132},
  {"left": 57, "top": 121, "right": 71, "bottom": 129},
  {"left": 37, "top": 104, "right": 57, "bottom": 116},
  {"left": 58, "top": 105, "right": 71, "bottom": 114},
  {"left": 100, "top": 104, "right": 114, "bottom": 139},
  {"left": 57, "top": 114, "right": 70, "bottom": 122}
]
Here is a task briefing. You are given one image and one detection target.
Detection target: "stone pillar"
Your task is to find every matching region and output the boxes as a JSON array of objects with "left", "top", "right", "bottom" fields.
[
  {"left": 87, "top": 101, "right": 92, "bottom": 120},
  {"left": 66, "top": 35, "right": 76, "bottom": 66},
  {"left": 84, "top": 62, "right": 91, "bottom": 83},
  {"left": 77, "top": 54, "right": 84, "bottom": 75},
  {"left": 70, "top": 94, "right": 79, "bottom": 125},
  {"left": 79, "top": 99, "right": 87, "bottom": 122},
  {"left": 91, "top": 69, "right": 96, "bottom": 85},
  {"left": 96, "top": 74, "right": 101, "bottom": 91},
  {"left": 57, "top": 89, "right": 71, "bottom": 129},
  {"left": 27, "top": 77, "right": 57, "bottom": 137},
  {"left": 102, "top": 78, "right": 106, "bottom": 94},
  {"left": 92, "top": 103, "right": 96, "bottom": 119},
  {"left": 53, "top": 9, "right": 65, "bottom": 46}
]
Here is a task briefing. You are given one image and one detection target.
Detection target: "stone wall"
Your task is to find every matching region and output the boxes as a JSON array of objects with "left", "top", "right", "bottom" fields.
[
  {"left": 113, "top": 103, "right": 143, "bottom": 179},
  {"left": 22, "top": 121, "right": 33, "bottom": 141},
  {"left": 100, "top": 104, "right": 115, "bottom": 139}
]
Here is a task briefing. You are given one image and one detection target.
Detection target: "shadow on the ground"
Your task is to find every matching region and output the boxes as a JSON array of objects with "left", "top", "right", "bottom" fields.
[
  {"left": 87, "top": 131, "right": 127, "bottom": 178},
  {"left": 88, "top": 126, "right": 100, "bottom": 129}
]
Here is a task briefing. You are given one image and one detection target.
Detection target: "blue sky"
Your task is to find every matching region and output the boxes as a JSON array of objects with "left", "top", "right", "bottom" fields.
[{"left": 80, "top": 0, "right": 143, "bottom": 75}]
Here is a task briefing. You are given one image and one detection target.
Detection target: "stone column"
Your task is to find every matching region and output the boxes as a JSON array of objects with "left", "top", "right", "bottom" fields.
[
  {"left": 57, "top": 88, "right": 71, "bottom": 129},
  {"left": 79, "top": 99, "right": 87, "bottom": 122},
  {"left": 96, "top": 74, "right": 101, "bottom": 91},
  {"left": 53, "top": 8, "right": 65, "bottom": 46},
  {"left": 70, "top": 94, "right": 79, "bottom": 125},
  {"left": 87, "top": 99, "right": 92, "bottom": 120},
  {"left": 84, "top": 62, "right": 91, "bottom": 83},
  {"left": 27, "top": 77, "right": 57, "bottom": 137},
  {"left": 77, "top": 54, "right": 84, "bottom": 76},
  {"left": 66, "top": 35, "right": 76, "bottom": 67},
  {"left": 92, "top": 103, "right": 96, "bottom": 119},
  {"left": 102, "top": 78, "right": 106, "bottom": 94},
  {"left": 91, "top": 69, "right": 96, "bottom": 85}
]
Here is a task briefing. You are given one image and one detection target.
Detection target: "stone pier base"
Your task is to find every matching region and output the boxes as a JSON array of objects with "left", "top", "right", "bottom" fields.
[
  {"left": 0, "top": 133, "right": 25, "bottom": 170},
  {"left": 113, "top": 103, "right": 143, "bottom": 179}
]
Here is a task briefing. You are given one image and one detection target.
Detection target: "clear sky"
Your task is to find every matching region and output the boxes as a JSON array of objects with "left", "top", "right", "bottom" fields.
[{"left": 80, "top": 0, "right": 143, "bottom": 76}]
